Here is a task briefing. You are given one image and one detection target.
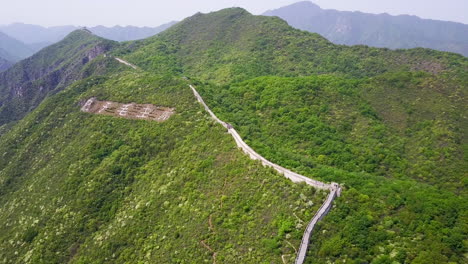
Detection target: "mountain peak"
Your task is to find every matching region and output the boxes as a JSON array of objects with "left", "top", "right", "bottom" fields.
[
  {"left": 63, "top": 28, "right": 99, "bottom": 42},
  {"left": 264, "top": 1, "right": 321, "bottom": 16},
  {"left": 264, "top": 1, "right": 468, "bottom": 56},
  {"left": 187, "top": 7, "right": 250, "bottom": 20},
  {"left": 289, "top": 1, "right": 321, "bottom": 9}
]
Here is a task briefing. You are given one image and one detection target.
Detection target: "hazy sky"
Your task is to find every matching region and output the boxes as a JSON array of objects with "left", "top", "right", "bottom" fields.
[{"left": 0, "top": 0, "right": 466, "bottom": 27}]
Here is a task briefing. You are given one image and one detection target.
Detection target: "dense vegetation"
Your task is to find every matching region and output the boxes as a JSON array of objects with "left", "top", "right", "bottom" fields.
[
  {"left": 119, "top": 8, "right": 465, "bottom": 84},
  {"left": 198, "top": 73, "right": 466, "bottom": 189},
  {"left": 0, "top": 72, "right": 326, "bottom": 263},
  {"left": 0, "top": 7, "right": 467, "bottom": 264},
  {"left": 196, "top": 74, "right": 467, "bottom": 263},
  {"left": 264, "top": 1, "right": 468, "bottom": 57}
]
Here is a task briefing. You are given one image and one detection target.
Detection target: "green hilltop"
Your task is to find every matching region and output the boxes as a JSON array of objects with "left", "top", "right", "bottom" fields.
[
  {"left": 119, "top": 8, "right": 465, "bottom": 82},
  {"left": 0, "top": 8, "right": 466, "bottom": 264}
]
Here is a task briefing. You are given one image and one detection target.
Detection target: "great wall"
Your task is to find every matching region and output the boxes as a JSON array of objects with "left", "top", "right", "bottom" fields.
[
  {"left": 112, "top": 57, "right": 342, "bottom": 264},
  {"left": 189, "top": 84, "right": 341, "bottom": 264}
]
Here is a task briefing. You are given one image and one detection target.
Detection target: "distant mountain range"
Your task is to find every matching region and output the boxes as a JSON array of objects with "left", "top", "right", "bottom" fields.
[
  {"left": 0, "top": 22, "right": 177, "bottom": 70},
  {"left": 87, "top": 22, "right": 177, "bottom": 42},
  {"left": 264, "top": 1, "right": 468, "bottom": 56},
  {"left": 0, "top": 22, "right": 177, "bottom": 45},
  {"left": 0, "top": 31, "right": 34, "bottom": 63}
]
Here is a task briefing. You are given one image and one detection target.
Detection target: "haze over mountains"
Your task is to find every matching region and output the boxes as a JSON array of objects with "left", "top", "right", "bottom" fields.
[
  {"left": 0, "top": 57, "right": 12, "bottom": 72},
  {"left": 0, "top": 22, "right": 178, "bottom": 44},
  {"left": 264, "top": 1, "right": 468, "bottom": 56},
  {"left": 1, "top": 0, "right": 467, "bottom": 69},
  {"left": 0, "top": 31, "right": 35, "bottom": 63},
  {"left": 0, "top": 22, "right": 177, "bottom": 69}
]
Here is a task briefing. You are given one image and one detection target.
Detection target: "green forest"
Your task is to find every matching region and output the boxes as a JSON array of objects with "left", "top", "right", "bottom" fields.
[
  {"left": 0, "top": 72, "right": 329, "bottom": 263},
  {"left": 0, "top": 7, "right": 466, "bottom": 264},
  {"left": 196, "top": 74, "right": 466, "bottom": 263}
]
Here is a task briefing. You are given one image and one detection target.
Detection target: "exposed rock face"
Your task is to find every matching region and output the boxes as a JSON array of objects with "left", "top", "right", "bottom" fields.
[
  {"left": 0, "top": 30, "right": 116, "bottom": 126},
  {"left": 86, "top": 43, "right": 107, "bottom": 61}
]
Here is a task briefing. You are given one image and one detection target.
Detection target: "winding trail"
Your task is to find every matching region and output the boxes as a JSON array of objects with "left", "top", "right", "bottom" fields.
[
  {"left": 114, "top": 57, "right": 343, "bottom": 264},
  {"left": 190, "top": 84, "right": 341, "bottom": 264}
]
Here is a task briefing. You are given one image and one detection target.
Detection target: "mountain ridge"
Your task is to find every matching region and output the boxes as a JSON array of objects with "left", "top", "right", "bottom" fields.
[
  {"left": 121, "top": 7, "right": 465, "bottom": 85},
  {"left": 264, "top": 1, "right": 468, "bottom": 56},
  {"left": 0, "top": 29, "right": 119, "bottom": 127},
  {"left": 0, "top": 7, "right": 466, "bottom": 264}
]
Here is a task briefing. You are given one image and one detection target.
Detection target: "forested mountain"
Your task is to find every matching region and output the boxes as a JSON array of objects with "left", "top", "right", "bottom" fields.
[
  {"left": 0, "top": 7, "right": 466, "bottom": 264},
  {"left": 264, "top": 1, "right": 468, "bottom": 56},
  {"left": 0, "top": 31, "right": 34, "bottom": 62},
  {"left": 0, "top": 29, "right": 118, "bottom": 127}
]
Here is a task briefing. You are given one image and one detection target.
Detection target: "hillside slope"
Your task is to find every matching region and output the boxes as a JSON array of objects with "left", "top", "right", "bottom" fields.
[
  {"left": 198, "top": 73, "right": 467, "bottom": 189},
  {"left": 0, "top": 71, "right": 326, "bottom": 263},
  {"left": 116, "top": 8, "right": 467, "bottom": 263},
  {"left": 0, "top": 29, "right": 119, "bottom": 128},
  {"left": 121, "top": 8, "right": 465, "bottom": 84},
  {"left": 264, "top": 1, "right": 468, "bottom": 57},
  {"left": 0, "top": 7, "right": 466, "bottom": 264}
]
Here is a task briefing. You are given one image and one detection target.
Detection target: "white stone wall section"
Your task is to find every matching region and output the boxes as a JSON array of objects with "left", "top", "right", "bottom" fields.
[{"left": 189, "top": 84, "right": 341, "bottom": 264}]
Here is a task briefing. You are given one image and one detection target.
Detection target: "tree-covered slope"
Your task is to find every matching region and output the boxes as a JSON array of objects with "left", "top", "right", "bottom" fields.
[
  {"left": 195, "top": 74, "right": 467, "bottom": 263},
  {"left": 0, "top": 71, "right": 326, "bottom": 263},
  {"left": 264, "top": 1, "right": 468, "bottom": 57},
  {"left": 0, "top": 29, "right": 120, "bottom": 128},
  {"left": 118, "top": 8, "right": 465, "bottom": 85},
  {"left": 198, "top": 72, "right": 467, "bottom": 189},
  {"left": 0, "top": 7, "right": 466, "bottom": 264},
  {"left": 112, "top": 8, "right": 467, "bottom": 263}
]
